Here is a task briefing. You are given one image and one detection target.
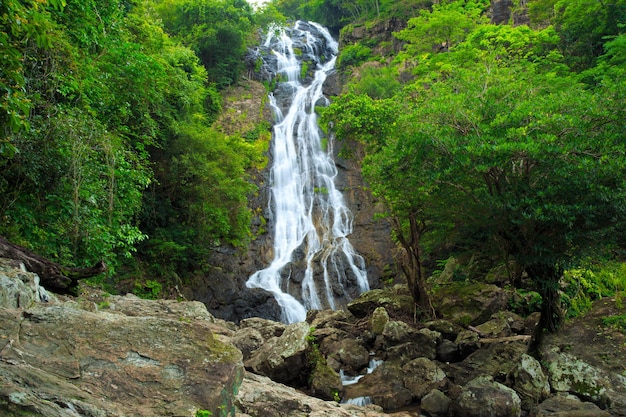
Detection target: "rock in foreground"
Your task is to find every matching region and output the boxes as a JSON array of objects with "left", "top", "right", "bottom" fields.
[{"left": 0, "top": 260, "right": 244, "bottom": 417}]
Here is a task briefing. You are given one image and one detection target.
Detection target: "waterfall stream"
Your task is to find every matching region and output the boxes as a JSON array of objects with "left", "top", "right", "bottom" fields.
[{"left": 246, "top": 21, "right": 369, "bottom": 323}]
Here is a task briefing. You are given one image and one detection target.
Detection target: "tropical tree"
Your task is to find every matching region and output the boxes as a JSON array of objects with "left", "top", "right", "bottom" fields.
[
  {"left": 328, "top": 15, "right": 626, "bottom": 352},
  {"left": 0, "top": 0, "right": 65, "bottom": 158},
  {"left": 151, "top": 0, "right": 255, "bottom": 88}
]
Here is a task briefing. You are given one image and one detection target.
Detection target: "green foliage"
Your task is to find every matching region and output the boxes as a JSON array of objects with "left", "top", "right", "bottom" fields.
[
  {"left": 195, "top": 409, "right": 213, "bottom": 417},
  {"left": 321, "top": 93, "right": 397, "bottom": 149},
  {"left": 337, "top": 44, "right": 372, "bottom": 68},
  {"left": 562, "top": 263, "right": 626, "bottom": 318},
  {"left": 330, "top": 3, "right": 626, "bottom": 331},
  {"left": 347, "top": 65, "right": 400, "bottom": 99},
  {"left": 133, "top": 279, "right": 163, "bottom": 300},
  {"left": 0, "top": 0, "right": 64, "bottom": 157},
  {"left": 152, "top": 0, "right": 254, "bottom": 88},
  {"left": 509, "top": 289, "right": 543, "bottom": 316},
  {"left": 602, "top": 315, "right": 626, "bottom": 333},
  {"left": 0, "top": 0, "right": 264, "bottom": 290},
  {"left": 394, "top": 0, "right": 488, "bottom": 55}
]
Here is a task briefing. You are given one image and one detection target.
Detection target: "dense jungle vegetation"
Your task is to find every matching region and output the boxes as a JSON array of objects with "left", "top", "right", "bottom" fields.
[{"left": 1, "top": 0, "right": 625, "bottom": 338}]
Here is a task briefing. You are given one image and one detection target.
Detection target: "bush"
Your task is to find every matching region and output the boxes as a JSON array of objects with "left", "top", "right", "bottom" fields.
[{"left": 337, "top": 44, "right": 372, "bottom": 68}]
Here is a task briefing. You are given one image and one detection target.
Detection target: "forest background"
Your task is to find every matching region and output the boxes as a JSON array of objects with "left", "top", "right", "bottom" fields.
[{"left": 1, "top": 0, "right": 625, "bottom": 334}]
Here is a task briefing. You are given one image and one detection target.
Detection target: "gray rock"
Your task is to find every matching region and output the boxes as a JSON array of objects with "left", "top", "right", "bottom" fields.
[
  {"left": 432, "top": 282, "right": 509, "bottom": 325},
  {"left": 0, "top": 258, "right": 50, "bottom": 309},
  {"left": 533, "top": 393, "right": 612, "bottom": 417},
  {"left": 474, "top": 316, "right": 512, "bottom": 338},
  {"left": 420, "top": 389, "right": 451, "bottom": 417},
  {"left": 444, "top": 342, "right": 527, "bottom": 386},
  {"left": 342, "top": 362, "right": 414, "bottom": 410},
  {"left": 239, "top": 316, "right": 286, "bottom": 340},
  {"left": 231, "top": 326, "right": 266, "bottom": 360},
  {"left": 425, "top": 319, "right": 463, "bottom": 341},
  {"left": 244, "top": 321, "right": 311, "bottom": 386},
  {"left": 236, "top": 372, "right": 396, "bottom": 417},
  {"left": 401, "top": 357, "right": 447, "bottom": 400},
  {"left": 0, "top": 296, "right": 243, "bottom": 417},
  {"left": 383, "top": 327, "right": 440, "bottom": 362},
  {"left": 510, "top": 353, "right": 550, "bottom": 410},
  {"left": 452, "top": 375, "right": 522, "bottom": 417},
  {"left": 544, "top": 348, "right": 616, "bottom": 408},
  {"left": 370, "top": 306, "right": 389, "bottom": 335},
  {"left": 436, "top": 339, "right": 461, "bottom": 363},
  {"left": 347, "top": 285, "right": 415, "bottom": 318}
]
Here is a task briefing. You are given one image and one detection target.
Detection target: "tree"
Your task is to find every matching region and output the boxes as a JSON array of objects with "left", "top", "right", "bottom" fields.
[
  {"left": 394, "top": 0, "right": 488, "bottom": 55},
  {"left": 151, "top": 0, "right": 254, "bottom": 88},
  {"left": 0, "top": 0, "right": 65, "bottom": 158},
  {"left": 390, "top": 53, "right": 625, "bottom": 353},
  {"left": 330, "top": 14, "right": 626, "bottom": 352},
  {"left": 322, "top": 93, "right": 438, "bottom": 317}
]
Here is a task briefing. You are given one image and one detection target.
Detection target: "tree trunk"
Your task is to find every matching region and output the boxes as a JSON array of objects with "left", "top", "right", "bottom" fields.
[
  {"left": 526, "top": 263, "right": 563, "bottom": 357},
  {"left": 394, "top": 214, "right": 436, "bottom": 319},
  {"left": 0, "top": 235, "right": 106, "bottom": 295}
]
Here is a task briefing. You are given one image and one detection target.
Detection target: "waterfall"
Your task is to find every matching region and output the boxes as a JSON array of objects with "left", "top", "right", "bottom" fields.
[{"left": 246, "top": 21, "right": 369, "bottom": 323}]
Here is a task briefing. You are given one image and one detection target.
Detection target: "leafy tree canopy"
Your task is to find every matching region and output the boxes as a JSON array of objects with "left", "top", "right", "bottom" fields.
[
  {"left": 0, "top": 0, "right": 269, "bottom": 288},
  {"left": 326, "top": 0, "right": 626, "bottom": 344}
]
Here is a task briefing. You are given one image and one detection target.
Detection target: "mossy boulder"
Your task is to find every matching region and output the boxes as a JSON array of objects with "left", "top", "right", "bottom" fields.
[
  {"left": 432, "top": 282, "right": 509, "bottom": 326},
  {"left": 347, "top": 285, "right": 414, "bottom": 318}
]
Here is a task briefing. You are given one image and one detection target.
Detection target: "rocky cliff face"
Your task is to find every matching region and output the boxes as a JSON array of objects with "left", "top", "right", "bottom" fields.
[{"left": 489, "top": 0, "right": 530, "bottom": 25}]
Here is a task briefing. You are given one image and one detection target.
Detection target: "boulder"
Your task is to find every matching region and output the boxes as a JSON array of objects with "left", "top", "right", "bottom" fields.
[
  {"left": 334, "top": 338, "right": 370, "bottom": 374},
  {"left": 0, "top": 295, "right": 244, "bottom": 417},
  {"left": 313, "top": 327, "right": 370, "bottom": 374},
  {"left": 231, "top": 326, "right": 265, "bottom": 360},
  {"left": 309, "top": 359, "right": 343, "bottom": 401},
  {"left": 420, "top": 389, "right": 452, "bottom": 417},
  {"left": 244, "top": 321, "right": 311, "bottom": 386},
  {"left": 239, "top": 316, "right": 286, "bottom": 340},
  {"left": 443, "top": 341, "right": 527, "bottom": 386},
  {"left": 432, "top": 282, "right": 509, "bottom": 325},
  {"left": 436, "top": 339, "right": 462, "bottom": 363},
  {"left": 543, "top": 348, "right": 616, "bottom": 408},
  {"left": 532, "top": 393, "right": 612, "bottom": 417},
  {"left": 510, "top": 353, "right": 550, "bottom": 410},
  {"left": 307, "top": 309, "right": 357, "bottom": 332},
  {"left": 235, "top": 372, "right": 396, "bottom": 417},
  {"left": 454, "top": 328, "right": 481, "bottom": 358},
  {"left": 0, "top": 258, "right": 50, "bottom": 308},
  {"left": 342, "top": 362, "right": 414, "bottom": 410},
  {"left": 347, "top": 285, "right": 415, "bottom": 318},
  {"left": 401, "top": 357, "right": 447, "bottom": 400},
  {"left": 369, "top": 306, "right": 389, "bottom": 335},
  {"left": 381, "top": 324, "right": 440, "bottom": 361},
  {"left": 451, "top": 375, "right": 522, "bottom": 417},
  {"left": 376, "top": 320, "right": 441, "bottom": 359},
  {"left": 424, "top": 319, "right": 463, "bottom": 341},
  {"left": 474, "top": 316, "right": 513, "bottom": 338},
  {"left": 381, "top": 320, "right": 421, "bottom": 344}
]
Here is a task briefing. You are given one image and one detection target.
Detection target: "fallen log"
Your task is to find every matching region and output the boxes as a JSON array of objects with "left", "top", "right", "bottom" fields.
[
  {"left": 0, "top": 235, "right": 106, "bottom": 294},
  {"left": 479, "top": 335, "right": 532, "bottom": 344}
]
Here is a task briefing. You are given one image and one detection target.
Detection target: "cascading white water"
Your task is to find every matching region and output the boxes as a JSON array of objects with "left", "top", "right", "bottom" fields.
[{"left": 246, "top": 21, "right": 369, "bottom": 323}]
